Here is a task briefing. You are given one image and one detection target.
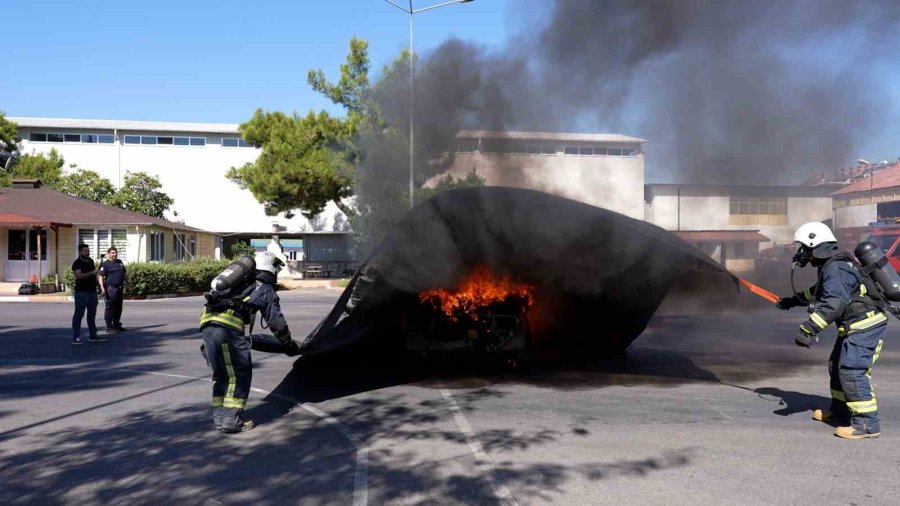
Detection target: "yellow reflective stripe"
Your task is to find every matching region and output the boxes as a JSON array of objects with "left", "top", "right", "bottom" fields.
[
  {"left": 848, "top": 312, "right": 887, "bottom": 331},
  {"left": 200, "top": 309, "right": 245, "bottom": 331},
  {"left": 802, "top": 288, "right": 812, "bottom": 302},
  {"left": 810, "top": 313, "right": 828, "bottom": 330},
  {"left": 859, "top": 284, "right": 867, "bottom": 296},
  {"left": 830, "top": 389, "right": 846, "bottom": 401},
  {"left": 222, "top": 343, "right": 237, "bottom": 403},
  {"left": 212, "top": 396, "right": 224, "bottom": 407},
  {"left": 242, "top": 296, "right": 251, "bottom": 302},
  {"left": 873, "top": 339, "right": 884, "bottom": 364},
  {"left": 847, "top": 399, "right": 877, "bottom": 414},
  {"left": 223, "top": 398, "right": 247, "bottom": 409},
  {"left": 837, "top": 326, "right": 847, "bottom": 336}
]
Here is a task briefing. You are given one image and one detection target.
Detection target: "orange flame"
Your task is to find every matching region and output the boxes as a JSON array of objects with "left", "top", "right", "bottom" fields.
[{"left": 418, "top": 266, "right": 534, "bottom": 321}]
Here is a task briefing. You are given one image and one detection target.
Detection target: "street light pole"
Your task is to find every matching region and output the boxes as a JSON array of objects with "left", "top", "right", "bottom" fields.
[{"left": 383, "top": 0, "right": 474, "bottom": 209}]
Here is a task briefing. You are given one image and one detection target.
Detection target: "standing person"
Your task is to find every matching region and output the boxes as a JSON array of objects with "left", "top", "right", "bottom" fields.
[
  {"left": 99, "top": 246, "right": 128, "bottom": 332},
  {"left": 777, "top": 222, "right": 886, "bottom": 439},
  {"left": 71, "top": 244, "right": 106, "bottom": 345},
  {"left": 199, "top": 251, "right": 300, "bottom": 433}
]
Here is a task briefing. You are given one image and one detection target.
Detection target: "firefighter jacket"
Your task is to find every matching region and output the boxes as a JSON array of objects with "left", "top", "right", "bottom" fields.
[
  {"left": 790, "top": 252, "right": 887, "bottom": 338},
  {"left": 200, "top": 281, "right": 292, "bottom": 345}
]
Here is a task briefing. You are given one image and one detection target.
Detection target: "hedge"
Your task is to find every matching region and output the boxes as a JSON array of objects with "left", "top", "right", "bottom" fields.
[{"left": 64, "top": 258, "right": 231, "bottom": 296}]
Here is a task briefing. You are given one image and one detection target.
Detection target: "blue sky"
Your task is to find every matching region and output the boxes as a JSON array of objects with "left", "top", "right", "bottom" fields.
[{"left": 1, "top": 0, "right": 518, "bottom": 122}]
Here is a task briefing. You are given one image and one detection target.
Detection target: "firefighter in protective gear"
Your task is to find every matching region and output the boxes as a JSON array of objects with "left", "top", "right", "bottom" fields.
[
  {"left": 777, "top": 222, "right": 886, "bottom": 439},
  {"left": 199, "top": 250, "right": 300, "bottom": 433}
]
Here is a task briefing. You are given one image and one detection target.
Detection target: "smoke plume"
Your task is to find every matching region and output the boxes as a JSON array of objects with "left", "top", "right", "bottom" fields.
[{"left": 364, "top": 0, "right": 900, "bottom": 187}]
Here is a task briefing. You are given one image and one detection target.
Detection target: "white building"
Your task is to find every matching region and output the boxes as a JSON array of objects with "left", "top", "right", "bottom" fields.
[
  {"left": 644, "top": 183, "right": 839, "bottom": 270},
  {"left": 11, "top": 117, "right": 340, "bottom": 234},
  {"left": 430, "top": 130, "right": 647, "bottom": 220}
]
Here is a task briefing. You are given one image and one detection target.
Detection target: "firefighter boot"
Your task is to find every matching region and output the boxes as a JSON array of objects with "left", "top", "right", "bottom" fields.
[
  {"left": 812, "top": 409, "right": 849, "bottom": 423},
  {"left": 221, "top": 419, "right": 255, "bottom": 434},
  {"left": 834, "top": 425, "right": 880, "bottom": 439}
]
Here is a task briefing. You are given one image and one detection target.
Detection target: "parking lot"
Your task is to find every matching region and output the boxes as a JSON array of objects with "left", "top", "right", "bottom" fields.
[{"left": 2, "top": 289, "right": 899, "bottom": 504}]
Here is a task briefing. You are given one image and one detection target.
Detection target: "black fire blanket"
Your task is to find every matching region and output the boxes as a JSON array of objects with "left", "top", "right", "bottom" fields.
[{"left": 290, "top": 187, "right": 738, "bottom": 359}]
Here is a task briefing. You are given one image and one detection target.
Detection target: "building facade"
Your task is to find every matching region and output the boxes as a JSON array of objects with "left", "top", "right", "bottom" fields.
[
  {"left": 429, "top": 130, "right": 647, "bottom": 220},
  {"left": 1, "top": 181, "right": 218, "bottom": 282},
  {"left": 10, "top": 117, "right": 333, "bottom": 234},
  {"left": 644, "top": 183, "right": 838, "bottom": 271}
]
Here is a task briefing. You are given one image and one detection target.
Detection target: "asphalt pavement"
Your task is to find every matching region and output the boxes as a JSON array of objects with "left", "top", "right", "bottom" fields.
[{"left": 1, "top": 289, "right": 899, "bottom": 505}]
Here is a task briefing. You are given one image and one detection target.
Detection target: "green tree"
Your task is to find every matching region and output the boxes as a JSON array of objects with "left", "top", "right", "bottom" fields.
[
  {"left": 229, "top": 241, "right": 255, "bottom": 259},
  {"left": 416, "top": 168, "right": 486, "bottom": 203},
  {"left": 1, "top": 148, "right": 66, "bottom": 187},
  {"left": 0, "top": 111, "right": 20, "bottom": 156},
  {"left": 227, "top": 109, "right": 357, "bottom": 218},
  {"left": 56, "top": 169, "right": 117, "bottom": 203},
  {"left": 110, "top": 171, "right": 174, "bottom": 218}
]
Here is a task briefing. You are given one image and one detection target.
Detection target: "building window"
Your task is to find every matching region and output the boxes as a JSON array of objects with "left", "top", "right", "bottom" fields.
[
  {"left": 82, "top": 134, "right": 98, "bottom": 143},
  {"left": 454, "top": 139, "right": 477, "bottom": 152},
  {"left": 64, "top": 134, "right": 81, "bottom": 142},
  {"left": 222, "top": 137, "right": 255, "bottom": 148},
  {"left": 729, "top": 195, "right": 788, "bottom": 225},
  {"left": 47, "top": 133, "right": 64, "bottom": 143},
  {"left": 608, "top": 148, "right": 623, "bottom": 156},
  {"left": 190, "top": 234, "right": 196, "bottom": 257},
  {"left": 124, "top": 135, "right": 141, "bottom": 144},
  {"left": 30, "top": 133, "right": 47, "bottom": 142},
  {"left": 150, "top": 231, "right": 165, "bottom": 261},
  {"left": 141, "top": 136, "right": 157, "bottom": 145},
  {"left": 99, "top": 134, "right": 115, "bottom": 144},
  {"left": 190, "top": 137, "right": 206, "bottom": 146},
  {"left": 158, "top": 136, "right": 174, "bottom": 145},
  {"left": 541, "top": 145, "right": 556, "bottom": 155},
  {"left": 78, "top": 228, "right": 128, "bottom": 261},
  {"left": 594, "top": 147, "right": 608, "bottom": 155}
]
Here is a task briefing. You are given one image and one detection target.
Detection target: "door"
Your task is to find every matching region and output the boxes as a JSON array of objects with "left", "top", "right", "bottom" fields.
[{"left": 5, "top": 229, "right": 48, "bottom": 281}]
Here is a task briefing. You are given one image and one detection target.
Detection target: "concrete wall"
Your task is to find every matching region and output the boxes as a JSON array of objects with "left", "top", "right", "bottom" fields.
[
  {"left": 431, "top": 150, "right": 645, "bottom": 220},
  {"left": 19, "top": 129, "right": 336, "bottom": 233},
  {"left": 645, "top": 185, "right": 833, "bottom": 247},
  {"left": 835, "top": 203, "right": 876, "bottom": 230}
]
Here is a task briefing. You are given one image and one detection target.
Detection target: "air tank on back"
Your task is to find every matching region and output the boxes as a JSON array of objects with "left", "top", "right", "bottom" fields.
[
  {"left": 210, "top": 255, "right": 256, "bottom": 294},
  {"left": 854, "top": 241, "right": 900, "bottom": 302}
]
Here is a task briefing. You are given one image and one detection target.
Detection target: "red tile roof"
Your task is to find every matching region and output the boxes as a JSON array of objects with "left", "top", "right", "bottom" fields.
[
  {"left": 0, "top": 212, "right": 72, "bottom": 228},
  {"left": 0, "top": 186, "right": 206, "bottom": 232},
  {"left": 832, "top": 163, "right": 900, "bottom": 196},
  {"left": 675, "top": 230, "right": 770, "bottom": 242}
]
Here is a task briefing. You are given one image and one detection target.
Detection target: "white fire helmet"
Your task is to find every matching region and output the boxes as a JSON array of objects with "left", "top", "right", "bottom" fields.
[
  {"left": 793, "top": 222, "right": 837, "bottom": 248},
  {"left": 254, "top": 251, "right": 287, "bottom": 275}
]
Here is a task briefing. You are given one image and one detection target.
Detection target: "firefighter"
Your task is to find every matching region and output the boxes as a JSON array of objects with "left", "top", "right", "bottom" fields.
[
  {"left": 777, "top": 222, "right": 886, "bottom": 439},
  {"left": 199, "top": 251, "right": 300, "bottom": 433}
]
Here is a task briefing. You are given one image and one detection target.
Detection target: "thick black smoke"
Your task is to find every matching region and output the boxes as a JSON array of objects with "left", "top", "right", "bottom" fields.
[{"left": 365, "top": 0, "right": 900, "bottom": 187}]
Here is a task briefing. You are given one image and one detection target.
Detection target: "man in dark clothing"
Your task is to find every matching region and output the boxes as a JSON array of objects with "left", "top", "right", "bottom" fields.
[
  {"left": 777, "top": 222, "right": 886, "bottom": 439},
  {"left": 199, "top": 251, "right": 301, "bottom": 433},
  {"left": 71, "top": 244, "right": 106, "bottom": 345},
  {"left": 99, "top": 246, "right": 128, "bottom": 332}
]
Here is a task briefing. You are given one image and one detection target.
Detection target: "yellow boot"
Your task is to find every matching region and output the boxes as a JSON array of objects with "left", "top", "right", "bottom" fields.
[
  {"left": 812, "top": 409, "right": 848, "bottom": 422},
  {"left": 834, "top": 426, "right": 879, "bottom": 439}
]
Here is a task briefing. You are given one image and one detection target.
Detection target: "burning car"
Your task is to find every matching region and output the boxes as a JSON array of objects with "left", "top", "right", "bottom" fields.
[{"left": 295, "top": 187, "right": 736, "bottom": 361}]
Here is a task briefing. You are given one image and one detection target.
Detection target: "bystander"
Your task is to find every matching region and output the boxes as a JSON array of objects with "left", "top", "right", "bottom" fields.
[
  {"left": 71, "top": 244, "right": 106, "bottom": 345},
  {"left": 99, "top": 246, "right": 128, "bottom": 332}
]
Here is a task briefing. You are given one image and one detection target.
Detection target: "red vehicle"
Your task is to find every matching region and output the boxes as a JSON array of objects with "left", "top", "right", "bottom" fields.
[{"left": 865, "top": 224, "right": 900, "bottom": 271}]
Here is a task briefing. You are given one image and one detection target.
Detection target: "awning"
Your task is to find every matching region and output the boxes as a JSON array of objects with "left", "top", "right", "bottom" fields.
[
  {"left": 674, "top": 230, "right": 770, "bottom": 242},
  {"left": 0, "top": 213, "right": 72, "bottom": 228}
]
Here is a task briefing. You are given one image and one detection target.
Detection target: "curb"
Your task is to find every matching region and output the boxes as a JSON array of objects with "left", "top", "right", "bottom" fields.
[{"left": 0, "top": 295, "right": 74, "bottom": 303}]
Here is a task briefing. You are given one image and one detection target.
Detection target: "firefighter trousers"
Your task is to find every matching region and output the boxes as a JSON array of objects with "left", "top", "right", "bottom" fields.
[
  {"left": 201, "top": 324, "right": 252, "bottom": 431},
  {"left": 828, "top": 323, "right": 886, "bottom": 433}
]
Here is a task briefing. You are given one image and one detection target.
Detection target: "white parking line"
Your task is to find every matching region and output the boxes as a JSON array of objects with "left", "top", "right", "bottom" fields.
[{"left": 440, "top": 388, "right": 519, "bottom": 506}]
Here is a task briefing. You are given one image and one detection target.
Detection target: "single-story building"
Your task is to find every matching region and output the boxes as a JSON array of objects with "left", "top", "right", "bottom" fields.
[
  {"left": 222, "top": 231, "right": 356, "bottom": 278},
  {"left": 0, "top": 179, "right": 220, "bottom": 283}
]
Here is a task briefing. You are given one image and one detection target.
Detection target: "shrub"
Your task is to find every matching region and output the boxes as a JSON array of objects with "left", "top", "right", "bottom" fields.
[
  {"left": 230, "top": 241, "right": 255, "bottom": 259},
  {"left": 65, "top": 258, "right": 230, "bottom": 296}
]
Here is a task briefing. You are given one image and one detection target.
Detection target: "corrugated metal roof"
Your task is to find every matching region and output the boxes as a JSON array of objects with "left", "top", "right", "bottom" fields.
[
  {"left": 832, "top": 163, "right": 900, "bottom": 196},
  {"left": 9, "top": 117, "right": 240, "bottom": 134},
  {"left": 0, "top": 186, "right": 208, "bottom": 232},
  {"left": 674, "top": 230, "right": 770, "bottom": 242},
  {"left": 456, "top": 130, "right": 648, "bottom": 144}
]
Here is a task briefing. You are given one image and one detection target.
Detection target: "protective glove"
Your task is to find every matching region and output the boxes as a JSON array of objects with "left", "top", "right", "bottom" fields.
[
  {"left": 284, "top": 340, "right": 301, "bottom": 357},
  {"left": 776, "top": 297, "right": 796, "bottom": 310},
  {"left": 795, "top": 322, "right": 819, "bottom": 348}
]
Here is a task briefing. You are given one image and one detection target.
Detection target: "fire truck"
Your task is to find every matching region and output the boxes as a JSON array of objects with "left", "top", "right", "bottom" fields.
[{"left": 864, "top": 220, "right": 900, "bottom": 270}]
